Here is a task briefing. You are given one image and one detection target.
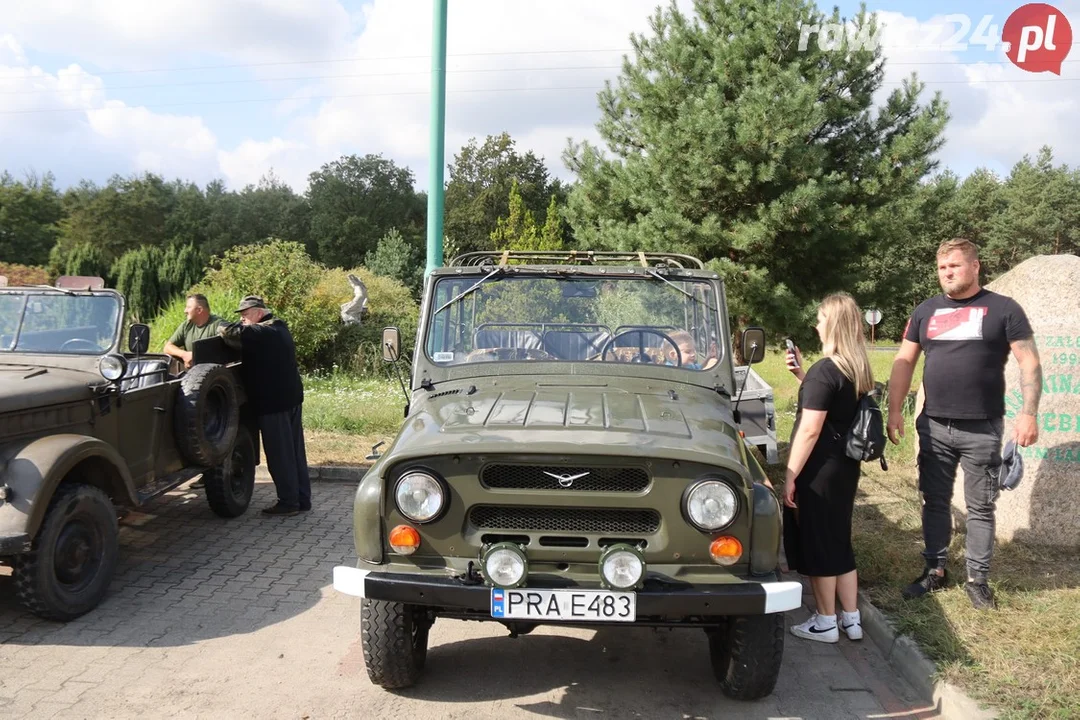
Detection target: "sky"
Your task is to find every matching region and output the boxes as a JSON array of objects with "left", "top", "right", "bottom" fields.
[{"left": 1, "top": 0, "right": 1078, "bottom": 194}]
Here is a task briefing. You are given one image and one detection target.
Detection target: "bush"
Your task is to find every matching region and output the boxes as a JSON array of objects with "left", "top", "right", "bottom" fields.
[
  {"left": 0, "top": 263, "right": 49, "bottom": 286},
  {"left": 316, "top": 266, "right": 419, "bottom": 376},
  {"left": 112, "top": 245, "right": 165, "bottom": 322},
  {"left": 200, "top": 239, "right": 341, "bottom": 370},
  {"left": 145, "top": 239, "right": 420, "bottom": 376}
]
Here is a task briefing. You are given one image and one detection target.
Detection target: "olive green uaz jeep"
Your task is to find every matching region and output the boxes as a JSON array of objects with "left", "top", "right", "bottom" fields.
[
  {"left": 333, "top": 252, "right": 800, "bottom": 700},
  {"left": 0, "top": 277, "right": 257, "bottom": 621}
]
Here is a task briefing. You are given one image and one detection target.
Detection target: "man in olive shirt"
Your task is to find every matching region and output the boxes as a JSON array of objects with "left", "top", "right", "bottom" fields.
[{"left": 164, "top": 294, "right": 226, "bottom": 369}]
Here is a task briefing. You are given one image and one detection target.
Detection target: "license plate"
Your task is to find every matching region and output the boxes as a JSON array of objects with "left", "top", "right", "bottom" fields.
[{"left": 491, "top": 588, "right": 636, "bottom": 622}]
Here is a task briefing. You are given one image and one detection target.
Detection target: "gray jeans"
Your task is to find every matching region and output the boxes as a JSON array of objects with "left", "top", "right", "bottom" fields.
[{"left": 915, "top": 413, "right": 1004, "bottom": 578}]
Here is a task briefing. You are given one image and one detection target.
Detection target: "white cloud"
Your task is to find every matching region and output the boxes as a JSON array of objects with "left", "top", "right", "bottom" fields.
[
  {"left": 0, "top": 0, "right": 355, "bottom": 68},
  {"left": 0, "top": 35, "right": 220, "bottom": 186}
]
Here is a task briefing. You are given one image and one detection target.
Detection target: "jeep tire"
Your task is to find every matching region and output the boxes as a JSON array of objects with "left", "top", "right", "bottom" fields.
[
  {"left": 174, "top": 363, "right": 239, "bottom": 467},
  {"left": 706, "top": 613, "right": 785, "bottom": 701},
  {"left": 204, "top": 425, "right": 256, "bottom": 518},
  {"left": 14, "top": 484, "right": 119, "bottom": 621},
  {"left": 360, "top": 598, "right": 430, "bottom": 689}
]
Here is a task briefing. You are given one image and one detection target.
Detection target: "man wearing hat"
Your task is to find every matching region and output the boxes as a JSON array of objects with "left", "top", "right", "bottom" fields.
[{"left": 220, "top": 295, "right": 311, "bottom": 516}]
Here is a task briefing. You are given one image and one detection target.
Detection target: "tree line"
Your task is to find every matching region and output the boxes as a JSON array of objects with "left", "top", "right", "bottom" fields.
[{"left": 2, "top": 0, "right": 1078, "bottom": 341}]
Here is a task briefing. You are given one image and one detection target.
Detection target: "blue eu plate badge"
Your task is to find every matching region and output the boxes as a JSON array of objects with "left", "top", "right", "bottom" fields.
[{"left": 491, "top": 589, "right": 506, "bottom": 617}]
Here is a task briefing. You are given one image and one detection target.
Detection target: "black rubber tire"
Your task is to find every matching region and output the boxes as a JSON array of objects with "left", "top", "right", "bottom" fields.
[
  {"left": 13, "top": 484, "right": 119, "bottom": 622},
  {"left": 360, "top": 598, "right": 430, "bottom": 689},
  {"left": 174, "top": 363, "right": 239, "bottom": 467},
  {"left": 707, "top": 613, "right": 786, "bottom": 701},
  {"left": 204, "top": 426, "right": 256, "bottom": 518}
]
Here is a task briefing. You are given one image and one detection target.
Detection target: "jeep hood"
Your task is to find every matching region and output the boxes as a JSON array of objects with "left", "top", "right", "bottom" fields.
[
  {"left": 0, "top": 365, "right": 100, "bottom": 414},
  {"left": 387, "top": 380, "right": 746, "bottom": 471}
]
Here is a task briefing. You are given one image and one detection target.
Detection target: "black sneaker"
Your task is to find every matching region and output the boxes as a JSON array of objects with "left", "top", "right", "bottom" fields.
[
  {"left": 965, "top": 580, "right": 996, "bottom": 610},
  {"left": 261, "top": 503, "right": 299, "bottom": 516},
  {"left": 902, "top": 567, "right": 948, "bottom": 599},
  {"left": 299, "top": 504, "right": 312, "bottom": 512}
]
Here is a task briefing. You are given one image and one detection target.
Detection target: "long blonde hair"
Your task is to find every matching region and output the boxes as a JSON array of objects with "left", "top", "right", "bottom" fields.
[{"left": 818, "top": 292, "right": 875, "bottom": 396}]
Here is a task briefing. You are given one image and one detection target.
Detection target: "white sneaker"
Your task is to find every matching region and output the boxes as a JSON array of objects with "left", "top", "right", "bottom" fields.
[
  {"left": 841, "top": 617, "right": 863, "bottom": 640},
  {"left": 790, "top": 613, "right": 839, "bottom": 643}
]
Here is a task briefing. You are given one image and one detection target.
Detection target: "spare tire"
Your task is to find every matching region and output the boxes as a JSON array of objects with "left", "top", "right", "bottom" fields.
[{"left": 174, "top": 363, "right": 239, "bottom": 467}]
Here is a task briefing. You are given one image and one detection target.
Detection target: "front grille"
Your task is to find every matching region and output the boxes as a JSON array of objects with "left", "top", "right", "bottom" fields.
[
  {"left": 469, "top": 506, "right": 660, "bottom": 534},
  {"left": 480, "top": 464, "right": 649, "bottom": 492}
]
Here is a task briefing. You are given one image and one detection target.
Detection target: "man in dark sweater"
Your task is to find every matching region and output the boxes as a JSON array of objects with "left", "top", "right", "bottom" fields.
[
  {"left": 220, "top": 295, "right": 311, "bottom": 516},
  {"left": 886, "top": 239, "right": 1042, "bottom": 610}
]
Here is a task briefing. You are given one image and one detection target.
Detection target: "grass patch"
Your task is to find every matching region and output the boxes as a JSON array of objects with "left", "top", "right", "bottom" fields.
[
  {"left": 758, "top": 348, "right": 1079, "bottom": 719},
  {"left": 302, "top": 371, "right": 407, "bottom": 436}
]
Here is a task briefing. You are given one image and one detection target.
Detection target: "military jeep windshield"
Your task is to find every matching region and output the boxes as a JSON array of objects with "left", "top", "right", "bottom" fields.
[
  {"left": 425, "top": 272, "right": 722, "bottom": 370},
  {"left": 0, "top": 290, "right": 121, "bottom": 355}
]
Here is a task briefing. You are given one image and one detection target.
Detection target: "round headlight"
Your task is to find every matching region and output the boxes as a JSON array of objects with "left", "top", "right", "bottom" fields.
[
  {"left": 685, "top": 480, "right": 738, "bottom": 531},
  {"left": 394, "top": 471, "right": 446, "bottom": 523},
  {"left": 600, "top": 544, "right": 645, "bottom": 590},
  {"left": 482, "top": 543, "right": 527, "bottom": 588},
  {"left": 98, "top": 354, "right": 127, "bottom": 382}
]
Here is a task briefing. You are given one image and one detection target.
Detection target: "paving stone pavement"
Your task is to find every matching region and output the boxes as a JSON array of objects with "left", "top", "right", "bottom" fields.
[{"left": 0, "top": 480, "right": 941, "bottom": 719}]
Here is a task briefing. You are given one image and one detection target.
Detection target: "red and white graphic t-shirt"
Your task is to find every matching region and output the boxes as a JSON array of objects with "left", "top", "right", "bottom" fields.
[{"left": 904, "top": 289, "right": 1032, "bottom": 420}]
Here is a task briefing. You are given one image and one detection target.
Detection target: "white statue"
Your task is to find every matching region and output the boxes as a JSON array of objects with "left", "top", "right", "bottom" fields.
[{"left": 340, "top": 273, "right": 369, "bottom": 325}]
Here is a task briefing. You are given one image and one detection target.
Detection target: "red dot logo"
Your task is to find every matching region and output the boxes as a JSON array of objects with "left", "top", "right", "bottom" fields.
[{"left": 1003, "top": 3, "right": 1073, "bottom": 74}]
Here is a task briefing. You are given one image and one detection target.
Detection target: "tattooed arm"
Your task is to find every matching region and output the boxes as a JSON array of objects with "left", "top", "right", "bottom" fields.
[{"left": 1010, "top": 336, "right": 1042, "bottom": 447}]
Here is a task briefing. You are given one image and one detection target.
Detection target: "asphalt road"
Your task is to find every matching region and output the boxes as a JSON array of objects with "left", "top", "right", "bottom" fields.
[{"left": 0, "top": 481, "right": 937, "bottom": 719}]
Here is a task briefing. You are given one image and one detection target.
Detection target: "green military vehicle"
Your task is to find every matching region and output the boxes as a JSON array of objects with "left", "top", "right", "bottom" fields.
[
  {"left": 333, "top": 251, "right": 800, "bottom": 700},
  {"left": 0, "top": 277, "right": 257, "bottom": 621}
]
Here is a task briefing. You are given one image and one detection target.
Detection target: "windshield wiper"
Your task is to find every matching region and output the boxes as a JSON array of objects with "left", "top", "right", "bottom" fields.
[
  {"left": 645, "top": 269, "right": 718, "bottom": 313},
  {"left": 434, "top": 267, "right": 506, "bottom": 316}
]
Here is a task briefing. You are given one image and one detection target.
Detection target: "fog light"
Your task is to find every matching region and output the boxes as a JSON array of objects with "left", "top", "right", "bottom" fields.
[
  {"left": 480, "top": 542, "right": 527, "bottom": 588},
  {"left": 599, "top": 543, "right": 645, "bottom": 590},
  {"left": 389, "top": 524, "right": 421, "bottom": 555},
  {"left": 709, "top": 536, "right": 743, "bottom": 566}
]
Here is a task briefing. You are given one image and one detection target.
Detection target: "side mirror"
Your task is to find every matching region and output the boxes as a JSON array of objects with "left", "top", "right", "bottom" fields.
[
  {"left": 740, "top": 327, "right": 766, "bottom": 365},
  {"left": 382, "top": 327, "right": 401, "bottom": 362},
  {"left": 128, "top": 323, "right": 151, "bottom": 355}
]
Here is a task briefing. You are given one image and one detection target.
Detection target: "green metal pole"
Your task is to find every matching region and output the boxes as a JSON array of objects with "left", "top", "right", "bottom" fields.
[{"left": 426, "top": 0, "right": 448, "bottom": 275}]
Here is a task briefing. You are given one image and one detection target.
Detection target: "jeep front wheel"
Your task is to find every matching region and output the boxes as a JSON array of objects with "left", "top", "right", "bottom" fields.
[
  {"left": 706, "top": 613, "right": 785, "bottom": 701},
  {"left": 13, "top": 484, "right": 119, "bottom": 621},
  {"left": 360, "top": 598, "right": 430, "bottom": 689},
  {"left": 204, "top": 426, "right": 256, "bottom": 518}
]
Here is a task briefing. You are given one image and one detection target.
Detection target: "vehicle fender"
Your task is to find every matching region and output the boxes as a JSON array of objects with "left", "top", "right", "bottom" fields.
[
  {"left": 749, "top": 481, "right": 782, "bottom": 576},
  {"left": 353, "top": 466, "right": 385, "bottom": 564},
  {"left": 0, "top": 434, "right": 138, "bottom": 540}
]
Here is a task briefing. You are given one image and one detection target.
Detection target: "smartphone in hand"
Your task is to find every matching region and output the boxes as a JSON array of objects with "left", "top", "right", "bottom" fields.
[{"left": 785, "top": 339, "right": 800, "bottom": 368}]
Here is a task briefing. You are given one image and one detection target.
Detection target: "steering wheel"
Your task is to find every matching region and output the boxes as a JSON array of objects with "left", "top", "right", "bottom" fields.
[
  {"left": 600, "top": 329, "right": 682, "bottom": 367},
  {"left": 59, "top": 338, "right": 102, "bottom": 352},
  {"left": 466, "top": 347, "right": 557, "bottom": 362}
]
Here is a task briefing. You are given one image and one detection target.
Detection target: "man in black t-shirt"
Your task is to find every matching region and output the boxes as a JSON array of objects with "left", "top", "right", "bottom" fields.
[{"left": 886, "top": 239, "right": 1042, "bottom": 610}]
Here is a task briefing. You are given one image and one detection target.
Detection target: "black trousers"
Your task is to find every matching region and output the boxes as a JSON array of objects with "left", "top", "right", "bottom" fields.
[{"left": 258, "top": 405, "right": 310, "bottom": 509}]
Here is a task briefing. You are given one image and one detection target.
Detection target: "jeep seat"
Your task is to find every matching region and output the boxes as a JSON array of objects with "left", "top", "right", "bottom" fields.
[{"left": 121, "top": 357, "right": 170, "bottom": 391}]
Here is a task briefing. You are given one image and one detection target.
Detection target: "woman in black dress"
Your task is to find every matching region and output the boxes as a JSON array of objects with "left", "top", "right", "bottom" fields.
[{"left": 782, "top": 292, "right": 875, "bottom": 643}]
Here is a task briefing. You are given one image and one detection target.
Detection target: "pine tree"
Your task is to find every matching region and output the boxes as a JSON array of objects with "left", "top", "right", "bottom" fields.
[
  {"left": 490, "top": 179, "right": 541, "bottom": 251},
  {"left": 539, "top": 195, "right": 564, "bottom": 251},
  {"left": 112, "top": 246, "right": 164, "bottom": 322},
  {"left": 563, "top": 0, "right": 949, "bottom": 332}
]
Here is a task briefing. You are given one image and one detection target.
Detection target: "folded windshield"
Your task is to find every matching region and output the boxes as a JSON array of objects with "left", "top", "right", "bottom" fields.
[
  {"left": 425, "top": 274, "right": 722, "bottom": 370},
  {"left": 0, "top": 292, "right": 121, "bottom": 355}
]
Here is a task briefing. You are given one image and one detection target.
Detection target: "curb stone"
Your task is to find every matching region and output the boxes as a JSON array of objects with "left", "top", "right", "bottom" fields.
[
  {"left": 256, "top": 464, "right": 369, "bottom": 484},
  {"left": 857, "top": 589, "right": 1000, "bottom": 719}
]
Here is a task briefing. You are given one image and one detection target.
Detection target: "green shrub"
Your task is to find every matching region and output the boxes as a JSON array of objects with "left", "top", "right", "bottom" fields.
[{"left": 316, "top": 266, "right": 419, "bottom": 376}]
